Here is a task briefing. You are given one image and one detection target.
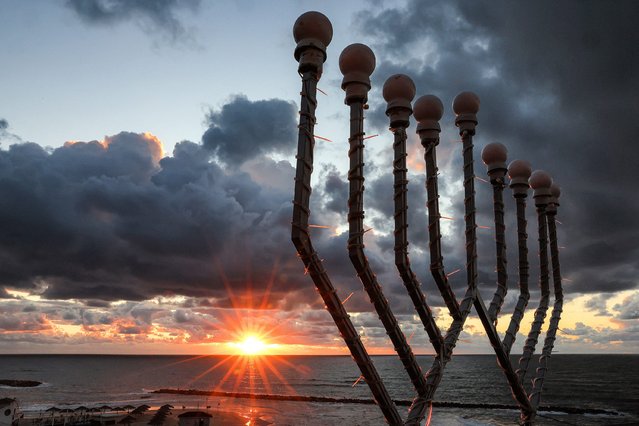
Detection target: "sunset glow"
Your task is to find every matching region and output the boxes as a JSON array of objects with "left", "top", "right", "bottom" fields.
[
  {"left": 232, "top": 335, "right": 268, "bottom": 356},
  {"left": 0, "top": 0, "right": 638, "bottom": 364},
  {"left": 1, "top": 2, "right": 638, "bottom": 425}
]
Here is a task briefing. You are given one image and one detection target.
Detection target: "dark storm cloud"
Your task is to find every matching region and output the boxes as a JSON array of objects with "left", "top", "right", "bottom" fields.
[
  {"left": 202, "top": 96, "right": 298, "bottom": 167},
  {"left": 66, "top": 0, "right": 200, "bottom": 40},
  {"left": 0, "top": 94, "right": 310, "bottom": 307},
  {"left": 322, "top": 165, "right": 348, "bottom": 215},
  {"left": 356, "top": 0, "right": 639, "bottom": 296},
  {"left": 84, "top": 299, "right": 111, "bottom": 308},
  {"left": 0, "top": 119, "right": 8, "bottom": 131}
]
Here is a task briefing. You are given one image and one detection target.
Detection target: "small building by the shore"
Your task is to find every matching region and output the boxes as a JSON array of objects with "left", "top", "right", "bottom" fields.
[{"left": 177, "top": 411, "right": 212, "bottom": 426}]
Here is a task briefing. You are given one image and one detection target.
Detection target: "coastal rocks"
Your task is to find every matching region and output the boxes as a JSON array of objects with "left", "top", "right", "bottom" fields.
[{"left": 0, "top": 379, "right": 42, "bottom": 387}]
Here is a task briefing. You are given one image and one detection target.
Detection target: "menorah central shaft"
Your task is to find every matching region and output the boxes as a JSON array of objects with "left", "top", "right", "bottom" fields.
[
  {"left": 406, "top": 95, "right": 482, "bottom": 425},
  {"left": 408, "top": 130, "right": 480, "bottom": 425}
]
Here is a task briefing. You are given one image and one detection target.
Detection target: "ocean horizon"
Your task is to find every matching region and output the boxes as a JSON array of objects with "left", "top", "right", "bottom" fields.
[{"left": 2, "top": 354, "right": 637, "bottom": 425}]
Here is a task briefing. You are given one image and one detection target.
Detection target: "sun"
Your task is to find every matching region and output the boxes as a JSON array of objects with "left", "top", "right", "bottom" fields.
[{"left": 236, "top": 335, "right": 267, "bottom": 356}]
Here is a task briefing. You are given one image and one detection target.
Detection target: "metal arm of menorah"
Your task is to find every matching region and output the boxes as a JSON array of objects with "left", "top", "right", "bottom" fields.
[
  {"left": 480, "top": 159, "right": 562, "bottom": 424},
  {"left": 396, "top": 94, "right": 476, "bottom": 426},
  {"left": 412, "top": 93, "right": 534, "bottom": 423},
  {"left": 502, "top": 160, "right": 533, "bottom": 354},
  {"left": 528, "top": 183, "right": 564, "bottom": 421},
  {"left": 482, "top": 154, "right": 566, "bottom": 424},
  {"left": 339, "top": 45, "right": 431, "bottom": 424},
  {"left": 517, "top": 171, "right": 553, "bottom": 385},
  {"left": 413, "top": 95, "right": 463, "bottom": 322},
  {"left": 290, "top": 12, "right": 402, "bottom": 425},
  {"left": 481, "top": 143, "right": 510, "bottom": 323},
  {"left": 383, "top": 74, "right": 443, "bottom": 355}
]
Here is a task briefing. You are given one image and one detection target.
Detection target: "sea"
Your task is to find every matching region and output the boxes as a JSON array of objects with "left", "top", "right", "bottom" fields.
[{"left": 1, "top": 354, "right": 637, "bottom": 425}]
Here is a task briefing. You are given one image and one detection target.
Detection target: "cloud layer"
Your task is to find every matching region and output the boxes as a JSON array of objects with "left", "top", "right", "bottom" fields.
[
  {"left": 0, "top": 97, "right": 304, "bottom": 309},
  {"left": 66, "top": 0, "right": 200, "bottom": 41},
  {"left": 357, "top": 0, "right": 639, "bottom": 297},
  {"left": 2, "top": 1, "right": 639, "bottom": 353}
]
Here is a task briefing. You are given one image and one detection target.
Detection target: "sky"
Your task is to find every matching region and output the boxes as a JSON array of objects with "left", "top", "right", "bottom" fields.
[{"left": 0, "top": 0, "right": 638, "bottom": 355}]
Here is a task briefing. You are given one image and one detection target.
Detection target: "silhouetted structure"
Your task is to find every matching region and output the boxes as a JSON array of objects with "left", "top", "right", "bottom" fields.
[{"left": 291, "top": 11, "right": 564, "bottom": 426}]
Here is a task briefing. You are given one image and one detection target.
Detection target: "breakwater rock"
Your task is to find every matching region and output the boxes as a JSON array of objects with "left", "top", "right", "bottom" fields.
[{"left": 0, "top": 379, "right": 42, "bottom": 387}]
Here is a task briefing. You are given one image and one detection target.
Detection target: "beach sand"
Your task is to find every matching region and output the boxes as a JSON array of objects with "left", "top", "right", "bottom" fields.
[
  {"left": 21, "top": 407, "right": 269, "bottom": 426},
  {"left": 120, "top": 408, "right": 255, "bottom": 426},
  {"left": 22, "top": 396, "right": 624, "bottom": 425}
]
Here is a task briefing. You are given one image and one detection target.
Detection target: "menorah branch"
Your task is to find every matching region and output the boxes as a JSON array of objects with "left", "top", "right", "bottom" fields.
[
  {"left": 503, "top": 195, "right": 531, "bottom": 354},
  {"left": 473, "top": 142, "right": 534, "bottom": 417},
  {"left": 291, "top": 70, "right": 400, "bottom": 426},
  {"left": 392, "top": 127, "right": 443, "bottom": 354},
  {"left": 517, "top": 198, "right": 551, "bottom": 384},
  {"left": 408, "top": 94, "right": 484, "bottom": 424},
  {"left": 346, "top": 99, "right": 430, "bottom": 423},
  {"left": 291, "top": 14, "right": 402, "bottom": 425},
  {"left": 341, "top": 44, "right": 430, "bottom": 424},
  {"left": 529, "top": 187, "right": 564, "bottom": 415},
  {"left": 487, "top": 178, "right": 508, "bottom": 322},
  {"left": 423, "top": 143, "right": 462, "bottom": 320}
]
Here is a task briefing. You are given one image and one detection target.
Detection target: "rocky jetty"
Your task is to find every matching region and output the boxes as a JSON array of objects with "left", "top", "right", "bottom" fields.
[{"left": 0, "top": 379, "right": 42, "bottom": 387}]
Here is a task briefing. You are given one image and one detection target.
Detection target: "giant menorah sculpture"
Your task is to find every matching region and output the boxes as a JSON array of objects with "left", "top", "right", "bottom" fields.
[{"left": 291, "top": 12, "right": 564, "bottom": 425}]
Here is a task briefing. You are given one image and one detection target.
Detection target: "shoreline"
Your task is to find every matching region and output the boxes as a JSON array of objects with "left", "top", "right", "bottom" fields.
[
  {"left": 152, "top": 388, "right": 621, "bottom": 417},
  {"left": 13, "top": 395, "right": 634, "bottom": 426},
  {"left": 15, "top": 400, "right": 632, "bottom": 426},
  {"left": 19, "top": 405, "right": 270, "bottom": 426}
]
